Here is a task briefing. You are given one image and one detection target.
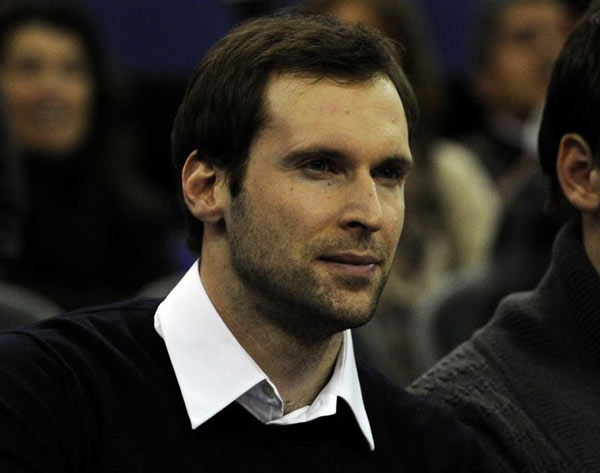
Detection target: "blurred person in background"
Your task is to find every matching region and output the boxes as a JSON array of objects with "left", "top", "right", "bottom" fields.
[
  {"left": 0, "top": 0, "right": 175, "bottom": 310},
  {"left": 303, "top": 0, "right": 500, "bottom": 385},
  {"left": 409, "top": 0, "right": 592, "bottom": 372},
  {"left": 461, "top": 0, "right": 571, "bottom": 200}
]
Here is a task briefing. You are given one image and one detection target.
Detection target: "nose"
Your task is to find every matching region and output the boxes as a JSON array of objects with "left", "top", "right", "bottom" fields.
[
  {"left": 43, "top": 68, "right": 66, "bottom": 89},
  {"left": 35, "top": 64, "right": 69, "bottom": 97},
  {"left": 338, "top": 172, "right": 383, "bottom": 234}
]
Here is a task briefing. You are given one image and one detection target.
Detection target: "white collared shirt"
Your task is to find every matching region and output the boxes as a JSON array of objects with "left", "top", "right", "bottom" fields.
[{"left": 154, "top": 261, "right": 374, "bottom": 450}]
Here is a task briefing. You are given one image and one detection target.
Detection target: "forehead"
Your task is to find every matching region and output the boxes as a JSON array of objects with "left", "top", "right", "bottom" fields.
[
  {"left": 249, "top": 72, "right": 411, "bottom": 166},
  {"left": 266, "top": 72, "right": 407, "bottom": 133},
  {"left": 4, "top": 21, "right": 86, "bottom": 58},
  {"left": 498, "top": 1, "right": 564, "bottom": 32}
]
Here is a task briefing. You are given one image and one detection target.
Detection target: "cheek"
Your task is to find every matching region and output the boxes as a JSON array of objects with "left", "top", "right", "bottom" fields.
[
  {"left": 383, "top": 197, "right": 405, "bottom": 240},
  {"left": 68, "top": 80, "right": 95, "bottom": 137},
  {"left": 289, "top": 186, "right": 348, "bottom": 236},
  {"left": 248, "top": 171, "right": 335, "bottom": 230},
  {"left": 69, "top": 78, "right": 94, "bottom": 112},
  {"left": 1, "top": 77, "right": 35, "bottom": 108},
  {"left": 499, "top": 49, "right": 538, "bottom": 84},
  {"left": 269, "top": 190, "right": 327, "bottom": 235},
  {"left": 494, "top": 55, "right": 522, "bottom": 83}
]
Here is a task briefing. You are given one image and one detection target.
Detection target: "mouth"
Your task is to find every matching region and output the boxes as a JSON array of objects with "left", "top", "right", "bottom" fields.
[
  {"left": 28, "top": 105, "right": 70, "bottom": 128},
  {"left": 317, "top": 252, "right": 383, "bottom": 280},
  {"left": 319, "top": 252, "right": 382, "bottom": 266}
]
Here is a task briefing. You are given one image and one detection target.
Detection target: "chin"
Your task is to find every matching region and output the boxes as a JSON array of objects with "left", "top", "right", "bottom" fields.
[
  {"left": 282, "top": 302, "right": 376, "bottom": 341},
  {"left": 323, "top": 303, "right": 378, "bottom": 332}
]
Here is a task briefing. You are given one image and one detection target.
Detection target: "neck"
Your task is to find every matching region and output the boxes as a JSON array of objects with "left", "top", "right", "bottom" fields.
[
  {"left": 238, "top": 325, "right": 343, "bottom": 413},
  {"left": 200, "top": 247, "right": 344, "bottom": 413}
]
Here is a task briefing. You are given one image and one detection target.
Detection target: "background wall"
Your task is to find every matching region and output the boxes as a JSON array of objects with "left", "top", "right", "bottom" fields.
[
  {"left": 79, "top": 0, "right": 482, "bottom": 78},
  {"left": 78, "top": 0, "right": 232, "bottom": 78}
]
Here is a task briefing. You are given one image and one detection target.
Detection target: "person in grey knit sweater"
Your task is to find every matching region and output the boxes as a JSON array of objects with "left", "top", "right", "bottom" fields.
[{"left": 409, "top": 2, "right": 600, "bottom": 472}]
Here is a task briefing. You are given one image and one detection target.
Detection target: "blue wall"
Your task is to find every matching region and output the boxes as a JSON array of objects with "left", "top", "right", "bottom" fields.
[
  {"left": 79, "top": 0, "right": 233, "bottom": 77},
  {"left": 80, "top": 0, "right": 480, "bottom": 78},
  {"left": 420, "top": 0, "right": 481, "bottom": 75}
]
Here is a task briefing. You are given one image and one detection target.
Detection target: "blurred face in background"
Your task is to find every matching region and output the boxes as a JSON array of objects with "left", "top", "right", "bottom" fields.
[
  {"left": 476, "top": 0, "right": 570, "bottom": 121},
  {"left": 321, "top": 0, "right": 385, "bottom": 31},
  {"left": 0, "top": 21, "right": 95, "bottom": 157}
]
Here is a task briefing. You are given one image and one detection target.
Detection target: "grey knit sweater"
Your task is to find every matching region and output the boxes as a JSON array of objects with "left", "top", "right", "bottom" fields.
[{"left": 409, "top": 219, "right": 600, "bottom": 473}]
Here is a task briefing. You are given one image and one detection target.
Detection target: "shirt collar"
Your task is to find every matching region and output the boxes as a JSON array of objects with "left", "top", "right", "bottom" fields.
[{"left": 154, "top": 261, "right": 374, "bottom": 450}]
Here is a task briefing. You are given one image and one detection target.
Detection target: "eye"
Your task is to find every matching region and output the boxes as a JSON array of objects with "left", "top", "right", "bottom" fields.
[
  {"left": 377, "top": 167, "right": 400, "bottom": 180},
  {"left": 62, "top": 58, "right": 92, "bottom": 79},
  {"left": 12, "top": 56, "right": 43, "bottom": 76},
  {"left": 511, "top": 27, "right": 538, "bottom": 46},
  {"left": 373, "top": 165, "right": 406, "bottom": 183},
  {"left": 304, "top": 159, "right": 332, "bottom": 173}
]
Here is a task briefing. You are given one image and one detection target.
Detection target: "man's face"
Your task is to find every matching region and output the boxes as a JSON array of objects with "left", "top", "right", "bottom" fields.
[
  {"left": 223, "top": 73, "right": 411, "bottom": 338},
  {"left": 477, "top": 1, "right": 569, "bottom": 120}
]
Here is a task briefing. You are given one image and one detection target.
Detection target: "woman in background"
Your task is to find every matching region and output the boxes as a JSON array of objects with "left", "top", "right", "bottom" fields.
[{"left": 0, "top": 0, "right": 175, "bottom": 310}]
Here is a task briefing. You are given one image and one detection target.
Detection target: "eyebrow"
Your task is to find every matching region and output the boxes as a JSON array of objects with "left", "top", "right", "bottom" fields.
[{"left": 281, "top": 146, "right": 413, "bottom": 171}]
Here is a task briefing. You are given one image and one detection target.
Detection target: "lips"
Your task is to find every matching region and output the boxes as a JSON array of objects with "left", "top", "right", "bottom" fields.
[
  {"left": 318, "top": 252, "right": 382, "bottom": 266},
  {"left": 317, "top": 252, "right": 382, "bottom": 282},
  {"left": 27, "top": 104, "right": 70, "bottom": 128}
]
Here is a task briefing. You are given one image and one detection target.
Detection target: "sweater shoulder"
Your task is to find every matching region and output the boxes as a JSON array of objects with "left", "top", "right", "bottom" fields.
[
  {"left": 0, "top": 297, "right": 164, "bottom": 374},
  {"left": 407, "top": 339, "right": 520, "bottom": 424},
  {"left": 3, "top": 296, "right": 161, "bottom": 335},
  {"left": 408, "top": 337, "right": 571, "bottom": 473},
  {"left": 0, "top": 298, "right": 178, "bottom": 472}
]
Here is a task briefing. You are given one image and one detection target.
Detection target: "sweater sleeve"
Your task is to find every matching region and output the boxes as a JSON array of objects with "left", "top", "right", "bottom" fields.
[{"left": 0, "top": 331, "right": 95, "bottom": 473}]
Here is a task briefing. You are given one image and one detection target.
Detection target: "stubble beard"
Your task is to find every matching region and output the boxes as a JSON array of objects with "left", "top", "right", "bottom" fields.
[{"left": 228, "top": 190, "right": 389, "bottom": 342}]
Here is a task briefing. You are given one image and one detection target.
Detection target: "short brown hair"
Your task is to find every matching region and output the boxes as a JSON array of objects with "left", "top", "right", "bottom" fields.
[{"left": 171, "top": 13, "right": 417, "bottom": 254}]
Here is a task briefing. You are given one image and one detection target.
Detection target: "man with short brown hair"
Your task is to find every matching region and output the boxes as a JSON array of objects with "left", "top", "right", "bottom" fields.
[{"left": 0, "top": 13, "right": 491, "bottom": 472}]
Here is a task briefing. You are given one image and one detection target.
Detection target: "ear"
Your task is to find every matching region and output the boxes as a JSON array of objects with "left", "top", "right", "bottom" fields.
[
  {"left": 182, "top": 150, "right": 228, "bottom": 224},
  {"left": 557, "top": 133, "right": 600, "bottom": 213}
]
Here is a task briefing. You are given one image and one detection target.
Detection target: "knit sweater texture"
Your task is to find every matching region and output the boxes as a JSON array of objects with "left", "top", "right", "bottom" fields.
[
  {"left": 0, "top": 300, "right": 490, "bottom": 472},
  {"left": 409, "top": 220, "right": 600, "bottom": 473}
]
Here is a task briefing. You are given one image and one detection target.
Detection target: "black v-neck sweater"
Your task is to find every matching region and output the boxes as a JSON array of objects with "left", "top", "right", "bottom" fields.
[{"left": 0, "top": 299, "right": 490, "bottom": 472}]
